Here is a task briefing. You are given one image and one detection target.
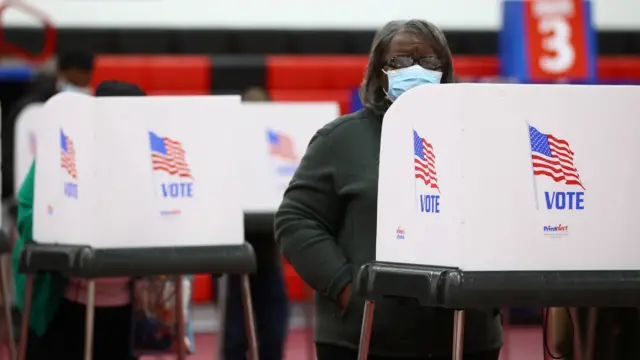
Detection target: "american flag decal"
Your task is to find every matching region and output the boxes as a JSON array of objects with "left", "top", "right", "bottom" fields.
[
  {"left": 267, "top": 129, "right": 297, "bottom": 162},
  {"left": 149, "top": 131, "right": 193, "bottom": 178},
  {"left": 60, "top": 129, "right": 77, "bottom": 179},
  {"left": 413, "top": 129, "right": 439, "bottom": 192},
  {"left": 529, "top": 125, "right": 584, "bottom": 189}
]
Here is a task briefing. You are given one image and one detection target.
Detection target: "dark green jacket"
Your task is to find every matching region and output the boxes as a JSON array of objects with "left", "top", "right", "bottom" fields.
[{"left": 275, "top": 108, "right": 502, "bottom": 357}]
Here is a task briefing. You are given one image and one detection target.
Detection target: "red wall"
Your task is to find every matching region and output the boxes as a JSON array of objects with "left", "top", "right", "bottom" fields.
[{"left": 93, "top": 55, "right": 640, "bottom": 117}]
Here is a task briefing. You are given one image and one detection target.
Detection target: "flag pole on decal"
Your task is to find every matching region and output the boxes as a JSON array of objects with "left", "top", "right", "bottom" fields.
[{"left": 526, "top": 121, "right": 540, "bottom": 210}]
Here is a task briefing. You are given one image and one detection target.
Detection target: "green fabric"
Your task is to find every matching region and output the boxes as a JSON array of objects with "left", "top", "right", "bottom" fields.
[{"left": 12, "top": 161, "right": 68, "bottom": 336}]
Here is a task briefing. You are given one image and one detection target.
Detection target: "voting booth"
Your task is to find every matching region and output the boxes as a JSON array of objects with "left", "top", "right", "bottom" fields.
[
  {"left": 14, "top": 103, "right": 43, "bottom": 193},
  {"left": 240, "top": 102, "right": 339, "bottom": 232},
  {"left": 500, "top": 0, "right": 597, "bottom": 83},
  {"left": 356, "top": 84, "right": 640, "bottom": 360},
  {"left": 207, "top": 101, "right": 338, "bottom": 360},
  {"left": 6, "top": 104, "right": 44, "bottom": 360},
  {"left": 17, "top": 93, "right": 258, "bottom": 360}
]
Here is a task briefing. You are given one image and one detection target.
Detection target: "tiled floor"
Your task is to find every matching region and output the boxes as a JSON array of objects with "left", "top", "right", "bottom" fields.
[{"left": 142, "top": 326, "right": 543, "bottom": 360}]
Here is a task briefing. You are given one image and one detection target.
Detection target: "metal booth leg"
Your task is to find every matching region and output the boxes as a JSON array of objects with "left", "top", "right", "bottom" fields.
[
  {"left": 18, "top": 275, "right": 34, "bottom": 360},
  {"left": 357, "top": 300, "right": 375, "bottom": 360},
  {"left": 84, "top": 279, "right": 96, "bottom": 360},
  {"left": 0, "top": 255, "right": 16, "bottom": 360},
  {"left": 302, "top": 285, "right": 315, "bottom": 360},
  {"left": 174, "top": 276, "right": 187, "bottom": 360},
  {"left": 452, "top": 310, "right": 465, "bottom": 360},
  {"left": 216, "top": 274, "right": 229, "bottom": 360},
  {"left": 501, "top": 308, "right": 510, "bottom": 360},
  {"left": 569, "top": 308, "right": 584, "bottom": 360},
  {"left": 240, "top": 274, "right": 258, "bottom": 360},
  {"left": 542, "top": 308, "right": 554, "bottom": 360},
  {"left": 584, "top": 307, "right": 598, "bottom": 360}
]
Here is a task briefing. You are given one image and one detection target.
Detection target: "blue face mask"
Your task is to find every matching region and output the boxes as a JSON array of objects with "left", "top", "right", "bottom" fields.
[{"left": 384, "top": 65, "right": 443, "bottom": 101}]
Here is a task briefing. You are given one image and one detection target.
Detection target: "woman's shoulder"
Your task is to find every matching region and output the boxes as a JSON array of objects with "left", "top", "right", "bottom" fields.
[{"left": 317, "top": 108, "right": 380, "bottom": 137}]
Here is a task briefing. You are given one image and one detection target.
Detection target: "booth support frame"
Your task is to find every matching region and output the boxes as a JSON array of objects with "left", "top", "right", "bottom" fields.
[
  {"left": 17, "top": 243, "right": 258, "bottom": 360},
  {"left": 355, "top": 261, "right": 640, "bottom": 360}
]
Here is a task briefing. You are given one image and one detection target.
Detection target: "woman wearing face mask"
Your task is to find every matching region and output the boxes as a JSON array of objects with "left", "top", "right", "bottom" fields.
[{"left": 274, "top": 19, "right": 502, "bottom": 360}]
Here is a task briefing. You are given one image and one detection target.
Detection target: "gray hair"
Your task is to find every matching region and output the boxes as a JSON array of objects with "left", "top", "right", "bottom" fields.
[{"left": 359, "top": 19, "right": 456, "bottom": 114}]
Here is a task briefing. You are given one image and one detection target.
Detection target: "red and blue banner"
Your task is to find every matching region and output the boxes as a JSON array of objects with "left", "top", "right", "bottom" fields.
[{"left": 500, "top": 0, "right": 597, "bottom": 83}]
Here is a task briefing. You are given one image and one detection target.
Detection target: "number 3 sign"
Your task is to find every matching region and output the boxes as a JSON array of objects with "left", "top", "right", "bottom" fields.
[{"left": 500, "top": 0, "right": 596, "bottom": 83}]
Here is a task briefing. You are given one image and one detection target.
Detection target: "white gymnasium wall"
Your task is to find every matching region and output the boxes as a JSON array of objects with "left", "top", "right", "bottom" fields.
[{"left": 2, "top": 0, "right": 639, "bottom": 30}]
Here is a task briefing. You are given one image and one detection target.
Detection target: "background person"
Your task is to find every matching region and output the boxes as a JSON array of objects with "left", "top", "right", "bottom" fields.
[
  {"left": 14, "top": 80, "right": 144, "bottom": 360},
  {"left": 55, "top": 51, "right": 95, "bottom": 95},
  {"left": 214, "top": 85, "right": 290, "bottom": 360},
  {"left": 274, "top": 19, "right": 502, "bottom": 360}
]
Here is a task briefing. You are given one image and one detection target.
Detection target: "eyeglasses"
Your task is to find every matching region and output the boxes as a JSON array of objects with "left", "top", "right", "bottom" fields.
[{"left": 384, "top": 55, "right": 442, "bottom": 71}]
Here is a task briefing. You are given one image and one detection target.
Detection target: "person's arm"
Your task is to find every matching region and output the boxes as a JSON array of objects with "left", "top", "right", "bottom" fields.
[
  {"left": 16, "top": 161, "right": 35, "bottom": 243},
  {"left": 274, "top": 130, "right": 352, "bottom": 304}
]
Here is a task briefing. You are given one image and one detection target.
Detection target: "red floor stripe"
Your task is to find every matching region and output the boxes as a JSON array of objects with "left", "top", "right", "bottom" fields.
[{"left": 141, "top": 326, "right": 542, "bottom": 360}]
